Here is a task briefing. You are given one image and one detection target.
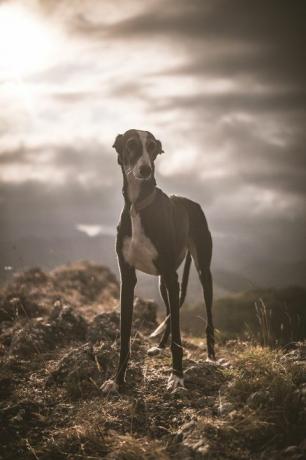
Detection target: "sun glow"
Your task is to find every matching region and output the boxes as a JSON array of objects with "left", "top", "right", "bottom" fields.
[{"left": 0, "top": 4, "right": 58, "bottom": 78}]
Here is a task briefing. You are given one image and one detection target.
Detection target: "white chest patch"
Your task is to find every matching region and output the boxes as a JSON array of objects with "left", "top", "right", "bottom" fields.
[{"left": 122, "top": 211, "right": 159, "bottom": 275}]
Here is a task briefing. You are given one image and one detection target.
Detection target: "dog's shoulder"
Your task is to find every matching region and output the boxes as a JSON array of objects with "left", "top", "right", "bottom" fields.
[
  {"left": 117, "top": 205, "right": 130, "bottom": 228},
  {"left": 116, "top": 205, "right": 132, "bottom": 250}
]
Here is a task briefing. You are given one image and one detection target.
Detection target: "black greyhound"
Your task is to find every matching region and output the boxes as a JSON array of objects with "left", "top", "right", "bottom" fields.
[{"left": 101, "top": 129, "right": 215, "bottom": 393}]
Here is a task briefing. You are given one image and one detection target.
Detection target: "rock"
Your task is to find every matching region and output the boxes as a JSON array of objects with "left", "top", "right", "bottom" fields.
[
  {"left": 9, "top": 319, "right": 54, "bottom": 357},
  {"left": 206, "top": 396, "right": 216, "bottom": 406},
  {"left": 192, "top": 440, "right": 205, "bottom": 449},
  {"left": 49, "top": 303, "right": 87, "bottom": 339},
  {"left": 11, "top": 268, "right": 48, "bottom": 286},
  {"left": 87, "top": 311, "right": 120, "bottom": 343},
  {"left": 1, "top": 399, "right": 41, "bottom": 427},
  {"left": 51, "top": 261, "right": 119, "bottom": 303},
  {"left": 192, "top": 396, "right": 208, "bottom": 409},
  {"left": 184, "top": 361, "right": 225, "bottom": 392},
  {"left": 247, "top": 390, "right": 270, "bottom": 408},
  {"left": 299, "top": 439, "right": 306, "bottom": 452},
  {"left": 87, "top": 297, "right": 158, "bottom": 343},
  {"left": 282, "top": 343, "right": 306, "bottom": 363},
  {"left": 179, "top": 420, "right": 196, "bottom": 433},
  {"left": 0, "top": 268, "right": 51, "bottom": 322},
  {"left": 299, "top": 383, "right": 306, "bottom": 396},
  {"left": 50, "top": 343, "right": 94, "bottom": 381},
  {"left": 283, "top": 445, "right": 300, "bottom": 456},
  {"left": 217, "top": 401, "right": 234, "bottom": 416},
  {"left": 49, "top": 343, "right": 100, "bottom": 397},
  {"left": 8, "top": 304, "right": 87, "bottom": 358},
  {"left": 197, "top": 444, "right": 210, "bottom": 456},
  {"left": 1, "top": 263, "right": 121, "bottom": 329},
  {"left": 0, "top": 295, "right": 43, "bottom": 322},
  {"left": 10, "top": 409, "right": 25, "bottom": 423}
]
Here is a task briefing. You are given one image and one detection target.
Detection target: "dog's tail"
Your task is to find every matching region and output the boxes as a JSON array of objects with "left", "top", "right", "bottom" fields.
[
  {"left": 149, "top": 316, "right": 169, "bottom": 338},
  {"left": 179, "top": 250, "right": 192, "bottom": 307},
  {"left": 149, "top": 251, "right": 192, "bottom": 338}
]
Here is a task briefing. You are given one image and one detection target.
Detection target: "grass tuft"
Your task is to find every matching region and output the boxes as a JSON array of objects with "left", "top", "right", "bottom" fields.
[{"left": 227, "top": 346, "right": 305, "bottom": 447}]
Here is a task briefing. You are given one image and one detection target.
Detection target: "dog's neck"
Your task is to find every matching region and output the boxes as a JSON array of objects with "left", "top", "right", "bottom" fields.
[{"left": 121, "top": 167, "right": 156, "bottom": 210}]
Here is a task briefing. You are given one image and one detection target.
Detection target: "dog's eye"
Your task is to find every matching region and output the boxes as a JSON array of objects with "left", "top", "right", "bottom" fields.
[
  {"left": 147, "top": 140, "right": 156, "bottom": 154},
  {"left": 126, "top": 138, "right": 138, "bottom": 151}
]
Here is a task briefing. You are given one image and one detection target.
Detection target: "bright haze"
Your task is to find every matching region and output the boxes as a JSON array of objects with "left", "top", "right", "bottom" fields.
[{"left": 1, "top": 0, "right": 305, "bottom": 295}]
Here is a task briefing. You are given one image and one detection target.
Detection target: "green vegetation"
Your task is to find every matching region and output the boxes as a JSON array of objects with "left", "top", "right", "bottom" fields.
[{"left": 181, "top": 286, "right": 306, "bottom": 346}]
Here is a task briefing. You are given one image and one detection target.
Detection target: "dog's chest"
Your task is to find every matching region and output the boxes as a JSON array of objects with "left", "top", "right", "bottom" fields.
[{"left": 122, "top": 211, "right": 159, "bottom": 275}]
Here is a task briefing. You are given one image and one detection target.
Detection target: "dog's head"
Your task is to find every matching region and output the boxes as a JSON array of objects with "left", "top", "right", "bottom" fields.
[{"left": 112, "top": 129, "right": 163, "bottom": 181}]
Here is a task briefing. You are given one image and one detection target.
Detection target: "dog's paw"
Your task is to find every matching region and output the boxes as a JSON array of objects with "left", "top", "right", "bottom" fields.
[
  {"left": 147, "top": 346, "right": 163, "bottom": 356},
  {"left": 100, "top": 379, "right": 119, "bottom": 394},
  {"left": 167, "top": 373, "right": 185, "bottom": 392},
  {"left": 217, "top": 357, "right": 231, "bottom": 368}
]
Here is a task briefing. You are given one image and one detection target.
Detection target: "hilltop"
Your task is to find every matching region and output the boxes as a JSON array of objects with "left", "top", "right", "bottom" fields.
[{"left": 0, "top": 261, "right": 305, "bottom": 459}]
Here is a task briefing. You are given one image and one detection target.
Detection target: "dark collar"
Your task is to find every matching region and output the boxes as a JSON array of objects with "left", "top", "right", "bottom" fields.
[{"left": 131, "top": 187, "right": 157, "bottom": 214}]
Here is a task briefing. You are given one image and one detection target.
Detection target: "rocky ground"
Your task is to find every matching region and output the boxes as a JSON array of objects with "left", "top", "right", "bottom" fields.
[{"left": 0, "top": 261, "right": 305, "bottom": 459}]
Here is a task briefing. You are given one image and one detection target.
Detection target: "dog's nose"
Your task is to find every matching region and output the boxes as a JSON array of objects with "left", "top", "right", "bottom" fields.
[{"left": 139, "top": 164, "right": 152, "bottom": 178}]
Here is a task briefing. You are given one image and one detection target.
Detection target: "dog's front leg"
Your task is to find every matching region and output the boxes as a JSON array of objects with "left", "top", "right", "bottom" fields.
[
  {"left": 164, "top": 271, "right": 185, "bottom": 391},
  {"left": 101, "top": 258, "right": 136, "bottom": 394},
  {"left": 116, "top": 262, "right": 137, "bottom": 384}
]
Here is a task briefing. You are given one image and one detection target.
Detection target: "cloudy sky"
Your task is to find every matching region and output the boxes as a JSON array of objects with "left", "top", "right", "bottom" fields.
[{"left": 0, "top": 0, "right": 305, "bottom": 284}]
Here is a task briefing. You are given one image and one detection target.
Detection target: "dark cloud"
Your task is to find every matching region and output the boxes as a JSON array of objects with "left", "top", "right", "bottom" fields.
[
  {"left": 109, "top": 80, "right": 150, "bottom": 99},
  {"left": 160, "top": 51, "right": 306, "bottom": 92},
  {"left": 0, "top": 141, "right": 121, "bottom": 189},
  {"left": 1, "top": 0, "right": 305, "bottom": 287},
  {"left": 0, "top": 147, "right": 28, "bottom": 164},
  {"left": 0, "top": 178, "right": 120, "bottom": 241},
  {"left": 50, "top": 90, "right": 96, "bottom": 104},
  {"left": 151, "top": 91, "right": 306, "bottom": 115},
  {"left": 51, "top": 142, "right": 120, "bottom": 183},
  {"left": 72, "top": 0, "right": 306, "bottom": 85},
  {"left": 69, "top": 0, "right": 306, "bottom": 116},
  {"left": 214, "top": 122, "right": 306, "bottom": 194},
  {"left": 76, "top": 0, "right": 305, "bottom": 44},
  {"left": 0, "top": 145, "right": 42, "bottom": 164}
]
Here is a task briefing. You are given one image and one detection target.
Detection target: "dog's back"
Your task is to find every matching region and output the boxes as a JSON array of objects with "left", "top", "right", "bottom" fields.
[{"left": 170, "top": 195, "right": 212, "bottom": 271}]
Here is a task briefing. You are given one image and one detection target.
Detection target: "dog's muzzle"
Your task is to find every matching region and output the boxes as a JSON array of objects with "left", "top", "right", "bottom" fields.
[{"left": 138, "top": 164, "right": 152, "bottom": 179}]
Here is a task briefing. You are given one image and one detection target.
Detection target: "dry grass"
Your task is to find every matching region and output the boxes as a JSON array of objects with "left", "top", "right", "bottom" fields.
[
  {"left": 226, "top": 346, "right": 306, "bottom": 448},
  {"left": 105, "top": 434, "right": 169, "bottom": 460},
  {"left": 1, "top": 264, "right": 306, "bottom": 460}
]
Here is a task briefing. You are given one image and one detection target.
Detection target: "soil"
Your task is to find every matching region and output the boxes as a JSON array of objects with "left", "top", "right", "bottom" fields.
[{"left": 0, "top": 261, "right": 305, "bottom": 459}]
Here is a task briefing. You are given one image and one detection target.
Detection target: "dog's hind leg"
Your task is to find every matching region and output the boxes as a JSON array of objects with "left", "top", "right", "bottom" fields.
[
  {"left": 148, "top": 276, "right": 170, "bottom": 355},
  {"left": 187, "top": 203, "right": 215, "bottom": 361},
  {"left": 164, "top": 271, "right": 185, "bottom": 390},
  {"left": 193, "top": 255, "right": 215, "bottom": 360},
  {"left": 149, "top": 252, "right": 191, "bottom": 353},
  {"left": 190, "top": 241, "right": 215, "bottom": 360},
  {"left": 199, "top": 267, "right": 215, "bottom": 360}
]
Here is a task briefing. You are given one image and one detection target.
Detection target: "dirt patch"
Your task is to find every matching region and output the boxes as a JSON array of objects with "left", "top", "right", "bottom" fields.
[
  {"left": 7, "top": 303, "right": 87, "bottom": 358},
  {"left": 0, "top": 263, "right": 306, "bottom": 460}
]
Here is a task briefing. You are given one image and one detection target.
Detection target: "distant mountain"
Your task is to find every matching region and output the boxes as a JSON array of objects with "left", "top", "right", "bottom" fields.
[
  {"left": 242, "top": 258, "right": 306, "bottom": 289},
  {"left": 0, "top": 233, "right": 247, "bottom": 302},
  {"left": 1, "top": 233, "right": 305, "bottom": 305},
  {"left": 0, "top": 234, "right": 117, "bottom": 276}
]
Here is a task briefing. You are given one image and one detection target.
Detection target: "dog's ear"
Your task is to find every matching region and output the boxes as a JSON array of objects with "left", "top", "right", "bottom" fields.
[
  {"left": 112, "top": 134, "right": 124, "bottom": 165},
  {"left": 156, "top": 139, "right": 164, "bottom": 155},
  {"left": 112, "top": 134, "right": 123, "bottom": 153}
]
